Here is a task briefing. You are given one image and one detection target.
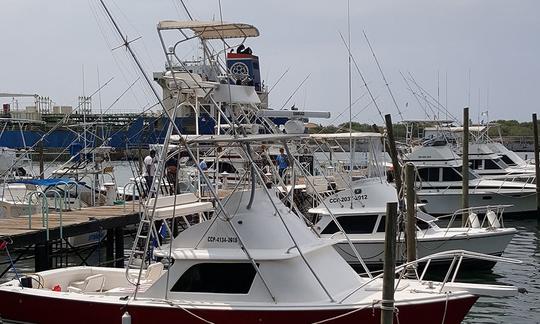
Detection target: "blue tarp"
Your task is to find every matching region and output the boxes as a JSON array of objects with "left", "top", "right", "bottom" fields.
[{"left": 15, "top": 178, "right": 77, "bottom": 186}]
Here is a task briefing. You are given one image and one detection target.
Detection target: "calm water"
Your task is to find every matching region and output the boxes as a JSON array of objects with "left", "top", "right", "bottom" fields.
[
  {"left": 1, "top": 160, "right": 539, "bottom": 323},
  {"left": 464, "top": 219, "right": 540, "bottom": 323}
]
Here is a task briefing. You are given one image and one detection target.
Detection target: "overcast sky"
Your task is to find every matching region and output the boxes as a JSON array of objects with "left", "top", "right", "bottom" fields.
[{"left": 1, "top": 0, "right": 538, "bottom": 125}]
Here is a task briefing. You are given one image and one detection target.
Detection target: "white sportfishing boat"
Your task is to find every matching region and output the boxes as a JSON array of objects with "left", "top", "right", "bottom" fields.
[
  {"left": 308, "top": 177, "right": 516, "bottom": 270},
  {"left": 0, "top": 9, "right": 521, "bottom": 322},
  {"left": 403, "top": 144, "right": 537, "bottom": 217},
  {"left": 299, "top": 133, "right": 516, "bottom": 270},
  {"left": 0, "top": 137, "right": 519, "bottom": 323}
]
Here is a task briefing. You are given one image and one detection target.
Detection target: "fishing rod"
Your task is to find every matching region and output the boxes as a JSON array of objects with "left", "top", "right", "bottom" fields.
[
  {"left": 363, "top": 30, "right": 404, "bottom": 121},
  {"left": 338, "top": 31, "right": 385, "bottom": 123}
]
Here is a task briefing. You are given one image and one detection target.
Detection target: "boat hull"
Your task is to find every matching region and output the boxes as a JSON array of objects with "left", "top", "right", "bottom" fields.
[
  {"left": 334, "top": 230, "right": 514, "bottom": 270},
  {"left": 416, "top": 190, "right": 537, "bottom": 217},
  {"left": 0, "top": 289, "right": 477, "bottom": 324}
]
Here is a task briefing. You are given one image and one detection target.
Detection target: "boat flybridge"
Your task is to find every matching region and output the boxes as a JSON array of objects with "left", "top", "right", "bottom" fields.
[
  {"left": 0, "top": 133, "right": 519, "bottom": 324},
  {"left": 402, "top": 143, "right": 537, "bottom": 217},
  {"left": 294, "top": 133, "right": 516, "bottom": 270}
]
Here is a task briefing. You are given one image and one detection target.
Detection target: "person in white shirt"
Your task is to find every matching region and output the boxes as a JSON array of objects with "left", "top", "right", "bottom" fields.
[{"left": 143, "top": 149, "right": 157, "bottom": 196}]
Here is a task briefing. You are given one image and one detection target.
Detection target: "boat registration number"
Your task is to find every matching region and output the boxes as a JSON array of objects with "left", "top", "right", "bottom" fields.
[
  {"left": 329, "top": 194, "right": 368, "bottom": 204},
  {"left": 207, "top": 236, "right": 239, "bottom": 243}
]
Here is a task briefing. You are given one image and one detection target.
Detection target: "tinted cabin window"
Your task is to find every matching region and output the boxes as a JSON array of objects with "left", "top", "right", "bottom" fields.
[
  {"left": 171, "top": 263, "right": 256, "bottom": 294},
  {"left": 376, "top": 216, "right": 385, "bottom": 232},
  {"left": 470, "top": 160, "right": 482, "bottom": 169},
  {"left": 484, "top": 159, "right": 501, "bottom": 170},
  {"left": 501, "top": 155, "right": 516, "bottom": 166},
  {"left": 321, "top": 215, "right": 379, "bottom": 234},
  {"left": 417, "top": 168, "right": 440, "bottom": 182},
  {"left": 442, "top": 168, "right": 462, "bottom": 181}
]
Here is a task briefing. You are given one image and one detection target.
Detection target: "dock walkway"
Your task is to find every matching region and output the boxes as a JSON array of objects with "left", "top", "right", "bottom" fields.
[{"left": 0, "top": 203, "right": 141, "bottom": 248}]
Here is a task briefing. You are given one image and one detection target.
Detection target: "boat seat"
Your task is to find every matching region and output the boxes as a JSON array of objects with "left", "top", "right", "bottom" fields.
[
  {"left": 67, "top": 274, "right": 105, "bottom": 293},
  {"left": 486, "top": 210, "right": 501, "bottom": 228},
  {"left": 467, "top": 212, "right": 481, "bottom": 228},
  {"left": 143, "top": 262, "right": 163, "bottom": 283}
]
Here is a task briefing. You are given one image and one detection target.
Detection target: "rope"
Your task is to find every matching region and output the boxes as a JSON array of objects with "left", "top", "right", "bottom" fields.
[{"left": 441, "top": 292, "right": 450, "bottom": 324}]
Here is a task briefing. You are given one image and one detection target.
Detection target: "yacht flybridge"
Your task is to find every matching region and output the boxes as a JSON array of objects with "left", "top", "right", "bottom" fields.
[{"left": 403, "top": 144, "right": 537, "bottom": 216}]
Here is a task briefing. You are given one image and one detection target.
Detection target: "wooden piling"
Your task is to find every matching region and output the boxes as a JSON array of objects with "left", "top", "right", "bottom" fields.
[
  {"left": 404, "top": 163, "right": 416, "bottom": 276},
  {"left": 462, "top": 107, "right": 470, "bottom": 226},
  {"left": 384, "top": 114, "right": 403, "bottom": 195},
  {"left": 381, "top": 201, "right": 398, "bottom": 324},
  {"left": 533, "top": 113, "right": 540, "bottom": 218}
]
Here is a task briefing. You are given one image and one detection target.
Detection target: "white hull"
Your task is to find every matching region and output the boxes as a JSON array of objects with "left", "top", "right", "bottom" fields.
[
  {"left": 417, "top": 189, "right": 537, "bottom": 216},
  {"left": 335, "top": 230, "right": 515, "bottom": 267}
]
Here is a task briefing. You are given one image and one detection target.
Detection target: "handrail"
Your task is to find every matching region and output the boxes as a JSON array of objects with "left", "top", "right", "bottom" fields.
[{"left": 339, "top": 249, "right": 520, "bottom": 303}]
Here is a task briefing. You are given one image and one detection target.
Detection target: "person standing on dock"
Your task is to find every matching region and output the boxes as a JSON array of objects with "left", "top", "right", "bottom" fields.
[{"left": 143, "top": 149, "right": 157, "bottom": 197}]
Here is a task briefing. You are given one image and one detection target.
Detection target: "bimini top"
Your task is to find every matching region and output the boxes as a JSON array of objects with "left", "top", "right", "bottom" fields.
[{"left": 157, "top": 20, "right": 259, "bottom": 40}]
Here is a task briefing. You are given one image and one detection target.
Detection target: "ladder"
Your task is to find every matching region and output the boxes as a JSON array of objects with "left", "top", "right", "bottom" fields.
[{"left": 125, "top": 108, "right": 178, "bottom": 285}]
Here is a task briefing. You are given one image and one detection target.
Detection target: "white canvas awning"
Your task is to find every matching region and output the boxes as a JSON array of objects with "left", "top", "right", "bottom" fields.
[{"left": 157, "top": 20, "right": 259, "bottom": 40}]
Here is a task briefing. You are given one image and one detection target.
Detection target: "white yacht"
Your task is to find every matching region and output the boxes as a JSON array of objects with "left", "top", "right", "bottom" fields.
[
  {"left": 307, "top": 177, "right": 516, "bottom": 270},
  {"left": 403, "top": 144, "right": 537, "bottom": 217}
]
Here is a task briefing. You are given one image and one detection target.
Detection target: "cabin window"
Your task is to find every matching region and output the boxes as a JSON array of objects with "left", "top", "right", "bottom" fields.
[
  {"left": 484, "top": 159, "right": 501, "bottom": 170},
  {"left": 171, "top": 263, "right": 256, "bottom": 294},
  {"left": 470, "top": 160, "right": 483, "bottom": 169},
  {"left": 501, "top": 155, "right": 516, "bottom": 166},
  {"left": 417, "top": 167, "right": 440, "bottom": 182},
  {"left": 456, "top": 166, "right": 478, "bottom": 180},
  {"left": 321, "top": 215, "right": 379, "bottom": 234},
  {"left": 442, "top": 168, "right": 462, "bottom": 181},
  {"left": 376, "top": 216, "right": 386, "bottom": 232}
]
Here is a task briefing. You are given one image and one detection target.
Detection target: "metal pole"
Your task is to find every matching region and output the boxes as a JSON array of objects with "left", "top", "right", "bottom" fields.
[
  {"left": 404, "top": 163, "right": 416, "bottom": 277},
  {"left": 462, "top": 107, "right": 470, "bottom": 226},
  {"left": 533, "top": 113, "right": 540, "bottom": 218},
  {"left": 38, "top": 142, "right": 44, "bottom": 179},
  {"left": 384, "top": 114, "right": 402, "bottom": 196},
  {"left": 381, "top": 201, "right": 398, "bottom": 324}
]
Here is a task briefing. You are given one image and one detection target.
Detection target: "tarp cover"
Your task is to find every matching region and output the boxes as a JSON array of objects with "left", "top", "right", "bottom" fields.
[{"left": 15, "top": 178, "right": 76, "bottom": 186}]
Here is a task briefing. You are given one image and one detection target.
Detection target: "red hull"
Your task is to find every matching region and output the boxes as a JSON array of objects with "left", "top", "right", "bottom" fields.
[{"left": 0, "top": 290, "right": 477, "bottom": 324}]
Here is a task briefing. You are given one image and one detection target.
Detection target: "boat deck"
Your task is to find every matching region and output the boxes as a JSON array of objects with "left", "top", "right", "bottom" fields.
[{"left": 0, "top": 203, "right": 141, "bottom": 247}]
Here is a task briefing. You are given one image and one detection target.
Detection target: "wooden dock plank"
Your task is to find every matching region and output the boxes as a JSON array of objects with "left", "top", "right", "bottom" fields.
[{"left": 0, "top": 202, "right": 142, "bottom": 247}]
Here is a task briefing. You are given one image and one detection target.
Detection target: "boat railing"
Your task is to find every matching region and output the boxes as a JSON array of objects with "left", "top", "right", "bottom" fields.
[
  {"left": 121, "top": 181, "right": 140, "bottom": 213},
  {"left": 339, "top": 249, "right": 520, "bottom": 303},
  {"left": 26, "top": 189, "right": 65, "bottom": 240},
  {"left": 436, "top": 205, "right": 511, "bottom": 236}
]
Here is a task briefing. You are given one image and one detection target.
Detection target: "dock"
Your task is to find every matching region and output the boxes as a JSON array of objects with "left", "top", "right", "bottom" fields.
[{"left": 0, "top": 203, "right": 142, "bottom": 277}]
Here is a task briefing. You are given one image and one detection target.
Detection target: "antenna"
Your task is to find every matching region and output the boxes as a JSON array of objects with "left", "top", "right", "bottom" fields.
[
  {"left": 437, "top": 70, "right": 440, "bottom": 120},
  {"left": 363, "top": 30, "right": 404, "bottom": 121},
  {"left": 347, "top": 0, "right": 353, "bottom": 209},
  {"left": 445, "top": 71, "right": 448, "bottom": 120}
]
